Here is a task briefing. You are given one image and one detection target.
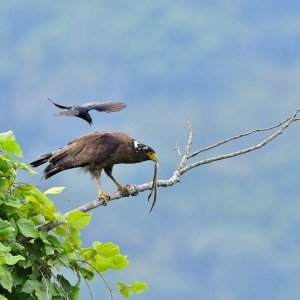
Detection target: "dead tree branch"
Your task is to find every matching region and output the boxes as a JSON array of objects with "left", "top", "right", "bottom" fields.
[{"left": 39, "top": 108, "right": 300, "bottom": 232}]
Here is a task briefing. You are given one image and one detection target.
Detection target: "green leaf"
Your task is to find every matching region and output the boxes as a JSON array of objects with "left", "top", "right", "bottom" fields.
[
  {"left": 38, "top": 231, "right": 51, "bottom": 245},
  {"left": 0, "top": 242, "right": 11, "bottom": 252},
  {"left": 0, "top": 228, "right": 15, "bottom": 240},
  {"left": 93, "top": 255, "right": 112, "bottom": 272},
  {"left": 44, "top": 186, "right": 66, "bottom": 195},
  {"left": 53, "top": 211, "right": 67, "bottom": 223},
  {"left": 21, "top": 279, "right": 48, "bottom": 298},
  {"left": 47, "top": 235, "right": 63, "bottom": 248},
  {"left": 67, "top": 211, "right": 91, "bottom": 229},
  {"left": 0, "top": 193, "right": 5, "bottom": 201},
  {"left": 21, "top": 279, "right": 36, "bottom": 293},
  {"left": 70, "top": 285, "right": 80, "bottom": 300},
  {"left": 0, "top": 154, "right": 15, "bottom": 163},
  {"left": 0, "top": 219, "right": 15, "bottom": 240},
  {"left": 16, "top": 162, "right": 37, "bottom": 175},
  {"left": 0, "top": 295, "right": 8, "bottom": 300},
  {"left": 93, "top": 241, "right": 120, "bottom": 257},
  {"left": 3, "top": 197, "right": 22, "bottom": 208},
  {"left": 79, "top": 267, "right": 94, "bottom": 280},
  {"left": 69, "top": 227, "right": 82, "bottom": 249},
  {"left": 110, "top": 254, "right": 129, "bottom": 270},
  {"left": 12, "top": 184, "right": 34, "bottom": 199},
  {"left": 57, "top": 254, "right": 71, "bottom": 266},
  {"left": 117, "top": 281, "right": 131, "bottom": 298},
  {"left": 26, "top": 187, "right": 56, "bottom": 220},
  {"left": 0, "top": 219, "right": 12, "bottom": 230},
  {"left": 18, "top": 255, "right": 35, "bottom": 268},
  {"left": 56, "top": 275, "right": 79, "bottom": 299},
  {"left": 131, "top": 281, "right": 149, "bottom": 294},
  {"left": 0, "top": 267, "right": 13, "bottom": 292},
  {"left": 0, "top": 157, "right": 9, "bottom": 173},
  {"left": 17, "top": 218, "right": 39, "bottom": 238},
  {"left": 0, "top": 131, "right": 23, "bottom": 157},
  {"left": 45, "top": 244, "right": 55, "bottom": 255},
  {"left": 9, "top": 242, "right": 25, "bottom": 252},
  {"left": 116, "top": 281, "right": 149, "bottom": 298},
  {"left": 44, "top": 279, "right": 60, "bottom": 297},
  {"left": 54, "top": 226, "right": 69, "bottom": 238},
  {"left": 11, "top": 270, "right": 25, "bottom": 287},
  {"left": 3, "top": 253, "right": 25, "bottom": 265},
  {"left": 79, "top": 248, "right": 97, "bottom": 260}
]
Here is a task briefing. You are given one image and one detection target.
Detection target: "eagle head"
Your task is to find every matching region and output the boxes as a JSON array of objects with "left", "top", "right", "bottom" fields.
[{"left": 132, "top": 140, "right": 158, "bottom": 163}]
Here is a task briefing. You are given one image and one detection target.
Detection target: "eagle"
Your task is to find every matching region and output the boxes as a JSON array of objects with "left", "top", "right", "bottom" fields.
[
  {"left": 48, "top": 98, "right": 127, "bottom": 125},
  {"left": 29, "top": 131, "right": 158, "bottom": 211}
]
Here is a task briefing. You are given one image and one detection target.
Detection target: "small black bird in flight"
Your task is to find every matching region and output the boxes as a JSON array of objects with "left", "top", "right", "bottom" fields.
[{"left": 48, "top": 98, "right": 127, "bottom": 125}]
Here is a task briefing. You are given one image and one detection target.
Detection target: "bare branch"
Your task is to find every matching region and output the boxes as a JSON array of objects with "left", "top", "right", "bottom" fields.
[
  {"left": 38, "top": 108, "right": 300, "bottom": 232},
  {"left": 181, "top": 108, "right": 300, "bottom": 174},
  {"left": 174, "top": 143, "right": 184, "bottom": 156},
  {"left": 177, "top": 120, "right": 193, "bottom": 169},
  {"left": 39, "top": 177, "right": 180, "bottom": 232},
  {"left": 188, "top": 109, "right": 300, "bottom": 159}
]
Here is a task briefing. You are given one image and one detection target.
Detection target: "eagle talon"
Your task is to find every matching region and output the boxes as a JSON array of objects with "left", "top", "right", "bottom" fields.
[
  {"left": 117, "top": 185, "right": 130, "bottom": 196},
  {"left": 98, "top": 193, "right": 110, "bottom": 206}
]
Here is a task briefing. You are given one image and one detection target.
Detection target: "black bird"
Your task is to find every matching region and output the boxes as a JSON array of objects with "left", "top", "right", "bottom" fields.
[
  {"left": 29, "top": 131, "right": 158, "bottom": 212},
  {"left": 48, "top": 98, "right": 127, "bottom": 125}
]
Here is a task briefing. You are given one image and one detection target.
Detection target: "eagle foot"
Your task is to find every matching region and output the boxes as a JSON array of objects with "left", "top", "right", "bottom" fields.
[
  {"left": 98, "top": 193, "right": 110, "bottom": 206},
  {"left": 118, "top": 185, "right": 131, "bottom": 197}
]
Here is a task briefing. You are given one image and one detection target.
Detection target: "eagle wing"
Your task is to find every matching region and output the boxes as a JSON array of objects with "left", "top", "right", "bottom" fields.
[
  {"left": 44, "top": 132, "right": 121, "bottom": 178},
  {"left": 82, "top": 102, "right": 127, "bottom": 113}
]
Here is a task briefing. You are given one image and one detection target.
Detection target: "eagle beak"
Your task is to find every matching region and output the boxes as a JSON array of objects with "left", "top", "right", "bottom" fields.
[{"left": 148, "top": 152, "right": 158, "bottom": 163}]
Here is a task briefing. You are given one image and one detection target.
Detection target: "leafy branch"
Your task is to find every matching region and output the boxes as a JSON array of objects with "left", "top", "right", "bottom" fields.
[{"left": 0, "top": 132, "right": 148, "bottom": 299}]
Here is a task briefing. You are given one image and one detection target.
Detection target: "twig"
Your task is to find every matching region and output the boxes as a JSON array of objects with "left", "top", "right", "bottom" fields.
[
  {"left": 188, "top": 111, "right": 299, "bottom": 159},
  {"left": 181, "top": 108, "right": 300, "bottom": 174},
  {"left": 178, "top": 120, "right": 193, "bottom": 169},
  {"left": 80, "top": 260, "right": 114, "bottom": 300},
  {"left": 83, "top": 277, "right": 94, "bottom": 300},
  {"left": 174, "top": 143, "right": 183, "bottom": 156}
]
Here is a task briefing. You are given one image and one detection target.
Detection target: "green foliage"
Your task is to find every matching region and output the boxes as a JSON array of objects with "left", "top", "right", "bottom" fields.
[
  {"left": 0, "top": 131, "right": 148, "bottom": 299},
  {"left": 117, "top": 281, "right": 149, "bottom": 298}
]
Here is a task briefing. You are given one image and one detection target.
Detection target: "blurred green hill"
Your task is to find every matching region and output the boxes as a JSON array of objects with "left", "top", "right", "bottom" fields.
[{"left": 1, "top": 1, "right": 300, "bottom": 299}]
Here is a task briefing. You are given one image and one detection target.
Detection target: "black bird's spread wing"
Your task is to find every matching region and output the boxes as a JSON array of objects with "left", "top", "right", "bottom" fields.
[
  {"left": 54, "top": 110, "right": 80, "bottom": 117},
  {"left": 82, "top": 102, "right": 127, "bottom": 113},
  {"left": 48, "top": 98, "right": 72, "bottom": 110},
  {"left": 48, "top": 98, "right": 126, "bottom": 120}
]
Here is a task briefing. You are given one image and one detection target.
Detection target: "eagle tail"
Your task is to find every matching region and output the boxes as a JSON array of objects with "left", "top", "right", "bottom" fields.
[
  {"left": 43, "top": 164, "right": 63, "bottom": 179},
  {"left": 29, "top": 152, "right": 53, "bottom": 167}
]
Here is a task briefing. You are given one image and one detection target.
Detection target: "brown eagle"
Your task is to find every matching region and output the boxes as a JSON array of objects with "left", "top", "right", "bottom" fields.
[
  {"left": 48, "top": 98, "right": 127, "bottom": 125},
  {"left": 29, "top": 131, "right": 158, "bottom": 211}
]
